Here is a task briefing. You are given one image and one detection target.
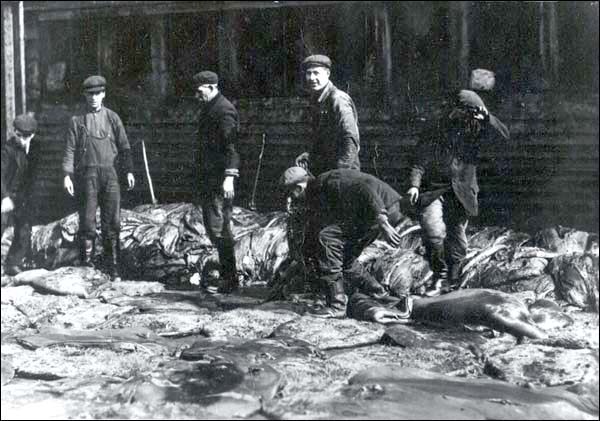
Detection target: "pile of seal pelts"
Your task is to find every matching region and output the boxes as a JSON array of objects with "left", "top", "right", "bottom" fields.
[
  {"left": 357, "top": 224, "right": 599, "bottom": 312},
  {"left": 2, "top": 204, "right": 289, "bottom": 286},
  {"left": 1, "top": 204, "right": 598, "bottom": 311}
]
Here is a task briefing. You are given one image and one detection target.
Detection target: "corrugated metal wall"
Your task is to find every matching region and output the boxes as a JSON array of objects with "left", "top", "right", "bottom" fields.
[{"left": 28, "top": 92, "right": 599, "bottom": 233}]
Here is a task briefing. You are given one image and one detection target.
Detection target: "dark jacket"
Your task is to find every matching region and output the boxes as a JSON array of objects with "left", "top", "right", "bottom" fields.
[
  {"left": 308, "top": 82, "right": 361, "bottom": 176},
  {"left": 409, "top": 122, "right": 487, "bottom": 216},
  {"left": 62, "top": 106, "right": 132, "bottom": 176},
  {"left": 1, "top": 136, "right": 42, "bottom": 206},
  {"left": 304, "top": 169, "right": 401, "bottom": 252},
  {"left": 195, "top": 92, "right": 240, "bottom": 193}
]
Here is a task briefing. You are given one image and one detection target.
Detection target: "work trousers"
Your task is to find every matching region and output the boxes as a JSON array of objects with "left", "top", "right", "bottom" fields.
[
  {"left": 77, "top": 166, "right": 121, "bottom": 241},
  {"left": 197, "top": 192, "right": 237, "bottom": 281},
  {"left": 317, "top": 208, "right": 402, "bottom": 300},
  {"left": 2, "top": 205, "right": 32, "bottom": 267},
  {"left": 418, "top": 192, "right": 469, "bottom": 281}
]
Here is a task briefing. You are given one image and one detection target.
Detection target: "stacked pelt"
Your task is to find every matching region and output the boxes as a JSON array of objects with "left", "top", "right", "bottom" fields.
[{"left": 1, "top": 204, "right": 598, "bottom": 312}]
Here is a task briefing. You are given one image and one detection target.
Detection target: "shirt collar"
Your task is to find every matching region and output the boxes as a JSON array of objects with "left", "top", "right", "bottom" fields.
[{"left": 316, "top": 81, "right": 334, "bottom": 103}]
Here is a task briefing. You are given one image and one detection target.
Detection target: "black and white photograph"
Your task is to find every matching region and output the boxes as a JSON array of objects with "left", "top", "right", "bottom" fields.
[{"left": 1, "top": 1, "right": 598, "bottom": 419}]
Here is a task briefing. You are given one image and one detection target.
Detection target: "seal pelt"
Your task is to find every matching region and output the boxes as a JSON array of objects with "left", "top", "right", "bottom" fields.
[{"left": 411, "top": 289, "right": 547, "bottom": 339}]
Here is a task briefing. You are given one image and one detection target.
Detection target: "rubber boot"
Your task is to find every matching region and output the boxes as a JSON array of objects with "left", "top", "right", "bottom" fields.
[{"left": 80, "top": 239, "right": 95, "bottom": 268}]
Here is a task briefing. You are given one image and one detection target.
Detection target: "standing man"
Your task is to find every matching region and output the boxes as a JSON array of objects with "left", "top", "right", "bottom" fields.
[
  {"left": 295, "top": 54, "right": 361, "bottom": 176},
  {"left": 62, "top": 75, "right": 135, "bottom": 281},
  {"left": 407, "top": 89, "right": 510, "bottom": 296},
  {"left": 280, "top": 167, "right": 405, "bottom": 318},
  {"left": 1, "top": 114, "right": 40, "bottom": 275},
  {"left": 192, "top": 71, "right": 240, "bottom": 293}
]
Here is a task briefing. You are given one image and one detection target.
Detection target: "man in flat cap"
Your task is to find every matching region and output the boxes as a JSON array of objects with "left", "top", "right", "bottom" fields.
[
  {"left": 295, "top": 54, "right": 361, "bottom": 176},
  {"left": 192, "top": 70, "right": 240, "bottom": 293},
  {"left": 407, "top": 89, "right": 510, "bottom": 296},
  {"left": 280, "top": 166, "right": 407, "bottom": 318},
  {"left": 1, "top": 114, "right": 41, "bottom": 275},
  {"left": 62, "top": 75, "right": 135, "bottom": 281}
]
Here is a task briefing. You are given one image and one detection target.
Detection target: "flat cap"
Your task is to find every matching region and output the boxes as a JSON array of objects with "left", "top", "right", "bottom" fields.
[
  {"left": 302, "top": 54, "right": 332, "bottom": 70},
  {"left": 279, "top": 166, "right": 309, "bottom": 189},
  {"left": 83, "top": 75, "right": 106, "bottom": 93},
  {"left": 193, "top": 71, "right": 219, "bottom": 86},
  {"left": 13, "top": 114, "right": 38, "bottom": 134}
]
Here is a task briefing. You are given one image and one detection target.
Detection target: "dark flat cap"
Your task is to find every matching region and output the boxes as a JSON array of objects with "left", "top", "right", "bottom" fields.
[
  {"left": 14, "top": 114, "right": 38, "bottom": 134},
  {"left": 193, "top": 71, "right": 219, "bottom": 86},
  {"left": 83, "top": 75, "right": 106, "bottom": 93},
  {"left": 455, "top": 89, "right": 510, "bottom": 139},
  {"left": 302, "top": 55, "right": 332, "bottom": 70}
]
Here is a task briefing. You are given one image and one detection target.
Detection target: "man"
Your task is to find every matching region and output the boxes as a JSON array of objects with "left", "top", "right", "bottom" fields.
[
  {"left": 1, "top": 114, "right": 40, "bottom": 275},
  {"left": 192, "top": 70, "right": 240, "bottom": 293},
  {"left": 280, "top": 167, "right": 405, "bottom": 318},
  {"left": 407, "top": 89, "right": 510, "bottom": 296},
  {"left": 295, "top": 54, "right": 361, "bottom": 176},
  {"left": 62, "top": 75, "right": 135, "bottom": 281}
]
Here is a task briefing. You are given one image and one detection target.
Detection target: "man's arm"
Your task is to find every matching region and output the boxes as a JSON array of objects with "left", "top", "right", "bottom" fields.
[
  {"left": 333, "top": 93, "right": 360, "bottom": 170},
  {"left": 1, "top": 144, "right": 11, "bottom": 200},
  {"left": 221, "top": 106, "right": 240, "bottom": 179},
  {"left": 62, "top": 117, "right": 78, "bottom": 177},
  {"left": 111, "top": 112, "right": 134, "bottom": 175},
  {"left": 355, "top": 180, "right": 402, "bottom": 246}
]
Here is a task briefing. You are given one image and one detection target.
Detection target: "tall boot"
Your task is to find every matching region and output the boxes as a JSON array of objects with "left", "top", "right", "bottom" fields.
[
  {"left": 216, "top": 238, "right": 238, "bottom": 293},
  {"left": 425, "top": 244, "right": 449, "bottom": 297},
  {"left": 312, "top": 275, "right": 348, "bottom": 318},
  {"left": 104, "top": 239, "right": 122, "bottom": 282},
  {"left": 80, "top": 239, "right": 95, "bottom": 268}
]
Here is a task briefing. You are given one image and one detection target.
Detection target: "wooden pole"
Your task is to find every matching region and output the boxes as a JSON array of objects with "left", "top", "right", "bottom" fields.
[
  {"left": 141, "top": 140, "right": 158, "bottom": 205},
  {"left": 3, "top": 3, "right": 16, "bottom": 140}
]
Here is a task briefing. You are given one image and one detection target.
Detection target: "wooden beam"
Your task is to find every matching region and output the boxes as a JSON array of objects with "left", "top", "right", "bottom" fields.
[
  {"left": 96, "top": 17, "right": 114, "bottom": 78},
  {"left": 17, "top": 0, "right": 26, "bottom": 114},
  {"left": 458, "top": 1, "right": 470, "bottom": 87},
  {"left": 217, "top": 10, "right": 240, "bottom": 92},
  {"left": 539, "top": 2, "right": 546, "bottom": 76},
  {"left": 547, "top": 2, "right": 559, "bottom": 84},
  {"left": 375, "top": 3, "right": 392, "bottom": 112},
  {"left": 150, "top": 15, "right": 169, "bottom": 97},
  {"left": 3, "top": 3, "right": 16, "bottom": 138}
]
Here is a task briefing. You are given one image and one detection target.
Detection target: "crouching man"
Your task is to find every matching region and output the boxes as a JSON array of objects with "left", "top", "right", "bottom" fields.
[{"left": 280, "top": 167, "right": 406, "bottom": 318}]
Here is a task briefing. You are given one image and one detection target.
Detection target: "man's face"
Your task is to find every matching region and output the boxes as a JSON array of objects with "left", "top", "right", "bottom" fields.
[
  {"left": 15, "top": 129, "right": 34, "bottom": 144},
  {"left": 196, "top": 84, "right": 214, "bottom": 103},
  {"left": 84, "top": 91, "right": 105, "bottom": 110},
  {"left": 290, "top": 183, "right": 307, "bottom": 201},
  {"left": 304, "top": 66, "right": 330, "bottom": 92}
]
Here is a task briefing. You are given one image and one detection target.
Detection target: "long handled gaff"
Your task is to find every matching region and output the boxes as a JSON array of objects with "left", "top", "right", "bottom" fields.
[
  {"left": 249, "top": 133, "right": 266, "bottom": 211},
  {"left": 141, "top": 139, "right": 157, "bottom": 205}
]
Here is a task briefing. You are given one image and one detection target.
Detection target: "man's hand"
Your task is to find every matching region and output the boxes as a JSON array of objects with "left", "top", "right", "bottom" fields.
[
  {"left": 127, "top": 173, "right": 135, "bottom": 191},
  {"left": 406, "top": 187, "right": 419, "bottom": 205},
  {"left": 377, "top": 214, "right": 402, "bottom": 247},
  {"left": 294, "top": 152, "right": 310, "bottom": 170},
  {"left": 64, "top": 175, "right": 74, "bottom": 197},
  {"left": 1, "top": 197, "right": 15, "bottom": 214},
  {"left": 223, "top": 176, "right": 235, "bottom": 200}
]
